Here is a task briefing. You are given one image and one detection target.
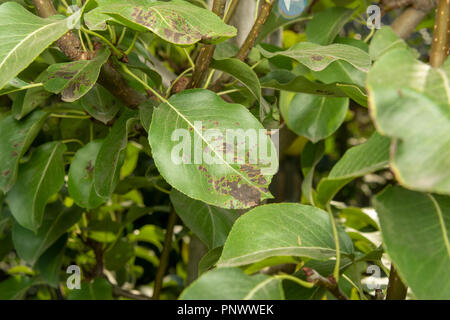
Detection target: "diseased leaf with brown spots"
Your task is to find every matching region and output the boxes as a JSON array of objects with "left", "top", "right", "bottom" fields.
[
  {"left": 43, "top": 48, "right": 110, "bottom": 102},
  {"left": 148, "top": 89, "right": 278, "bottom": 209},
  {"left": 96, "top": 0, "right": 236, "bottom": 45},
  {"left": 259, "top": 42, "right": 371, "bottom": 72}
]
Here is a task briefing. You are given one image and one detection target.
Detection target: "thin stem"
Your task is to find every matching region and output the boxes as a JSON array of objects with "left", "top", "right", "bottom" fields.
[
  {"left": 274, "top": 274, "right": 315, "bottom": 289},
  {"left": 153, "top": 209, "right": 178, "bottom": 300},
  {"left": 46, "top": 107, "right": 87, "bottom": 115},
  {"left": 152, "top": 182, "right": 171, "bottom": 195},
  {"left": 224, "top": 0, "right": 240, "bottom": 23},
  {"left": 188, "top": 0, "right": 227, "bottom": 88},
  {"left": 217, "top": 88, "right": 244, "bottom": 96},
  {"left": 0, "top": 83, "right": 43, "bottom": 96},
  {"left": 117, "top": 27, "right": 127, "bottom": 46},
  {"left": 326, "top": 203, "right": 341, "bottom": 282},
  {"left": 223, "top": 0, "right": 234, "bottom": 22},
  {"left": 107, "top": 25, "right": 117, "bottom": 44},
  {"left": 125, "top": 31, "right": 139, "bottom": 56},
  {"left": 61, "top": 139, "right": 85, "bottom": 146},
  {"left": 342, "top": 274, "right": 367, "bottom": 300},
  {"left": 83, "top": 30, "right": 94, "bottom": 52},
  {"left": 183, "top": 48, "right": 195, "bottom": 69},
  {"left": 89, "top": 121, "right": 94, "bottom": 142},
  {"left": 50, "top": 114, "right": 91, "bottom": 120},
  {"left": 78, "top": 29, "right": 87, "bottom": 52},
  {"left": 364, "top": 27, "right": 376, "bottom": 43},
  {"left": 251, "top": 58, "right": 267, "bottom": 69},
  {"left": 81, "top": 27, "right": 123, "bottom": 58},
  {"left": 203, "top": 69, "right": 215, "bottom": 89},
  {"left": 430, "top": 0, "right": 450, "bottom": 68}
]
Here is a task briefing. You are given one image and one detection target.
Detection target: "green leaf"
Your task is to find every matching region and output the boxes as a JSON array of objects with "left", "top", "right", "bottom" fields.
[
  {"left": 306, "top": 7, "right": 354, "bottom": 45},
  {"left": 0, "top": 2, "right": 81, "bottom": 89},
  {"left": 44, "top": 48, "right": 110, "bottom": 102},
  {"left": 139, "top": 99, "right": 156, "bottom": 132},
  {"left": 104, "top": 238, "right": 134, "bottom": 270},
  {"left": 369, "top": 26, "right": 407, "bottom": 61},
  {"left": 94, "top": 109, "right": 139, "bottom": 199},
  {"left": 35, "top": 234, "right": 67, "bottom": 287},
  {"left": 281, "top": 93, "right": 349, "bottom": 143},
  {"left": 373, "top": 186, "right": 450, "bottom": 299},
  {"left": 6, "top": 142, "right": 66, "bottom": 231},
  {"left": 80, "top": 84, "right": 122, "bottom": 124},
  {"left": 0, "top": 276, "right": 35, "bottom": 300},
  {"left": 260, "top": 70, "right": 347, "bottom": 97},
  {"left": 98, "top": 0, "right": 236, "bottom": 45},
  {"left": 301, "top": 141, "right": 325, "bottom": 205},
  {"left": 12, "top": 71, "right": 51, "bottom": 120},
  {"left": 68, "top": 140, "right": 106, "bottom": 209},
  {"left": 12, "top": 202, "right": 82, "bottom": 264},
  {"left": 0, "top": 110, "right": 48, "bottom": 192},
  {"left": 217, "top": 203, "right": 354, "bottom": 267},
  {"left": 170, "top": 190, "right": 239, "bottom": 249},
  {"left": 368, "top": 49, "right": 450, "bottom": 194},
  {"left": 317, "top": 132, "right": 390, "bottom": 206},
  {"left": 67, "top": 278, "right": 113, "bottom": 300},
  {"left": 259, "top": 42, "right": 371, "bottom": 72},
  {"left": 198, "top": 246, "right": 223, "bottom": 276},
  {"left": 180, "top": 268, "right": 284, "bottom": 300},
  {"left": 210, "top": 58, "right": 261, "bottom": 102},
  {"left": 148, "top": 89, "right": 278, "bottom": 209}
]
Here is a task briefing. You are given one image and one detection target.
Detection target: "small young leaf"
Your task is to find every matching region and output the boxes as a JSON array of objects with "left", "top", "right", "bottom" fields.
[{"left": 6, "top": 142, "right": 66, "bottom": 231}]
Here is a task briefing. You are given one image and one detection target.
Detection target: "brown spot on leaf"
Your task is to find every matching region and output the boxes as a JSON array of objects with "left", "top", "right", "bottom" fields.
[{"left": 311, "top": 55, "right": 323, "bottom": 61}]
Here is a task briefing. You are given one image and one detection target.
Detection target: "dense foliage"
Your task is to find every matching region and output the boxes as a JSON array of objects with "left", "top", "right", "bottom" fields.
[{"left": 0, "top": 0, "right": 448, "bottom": 300}]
